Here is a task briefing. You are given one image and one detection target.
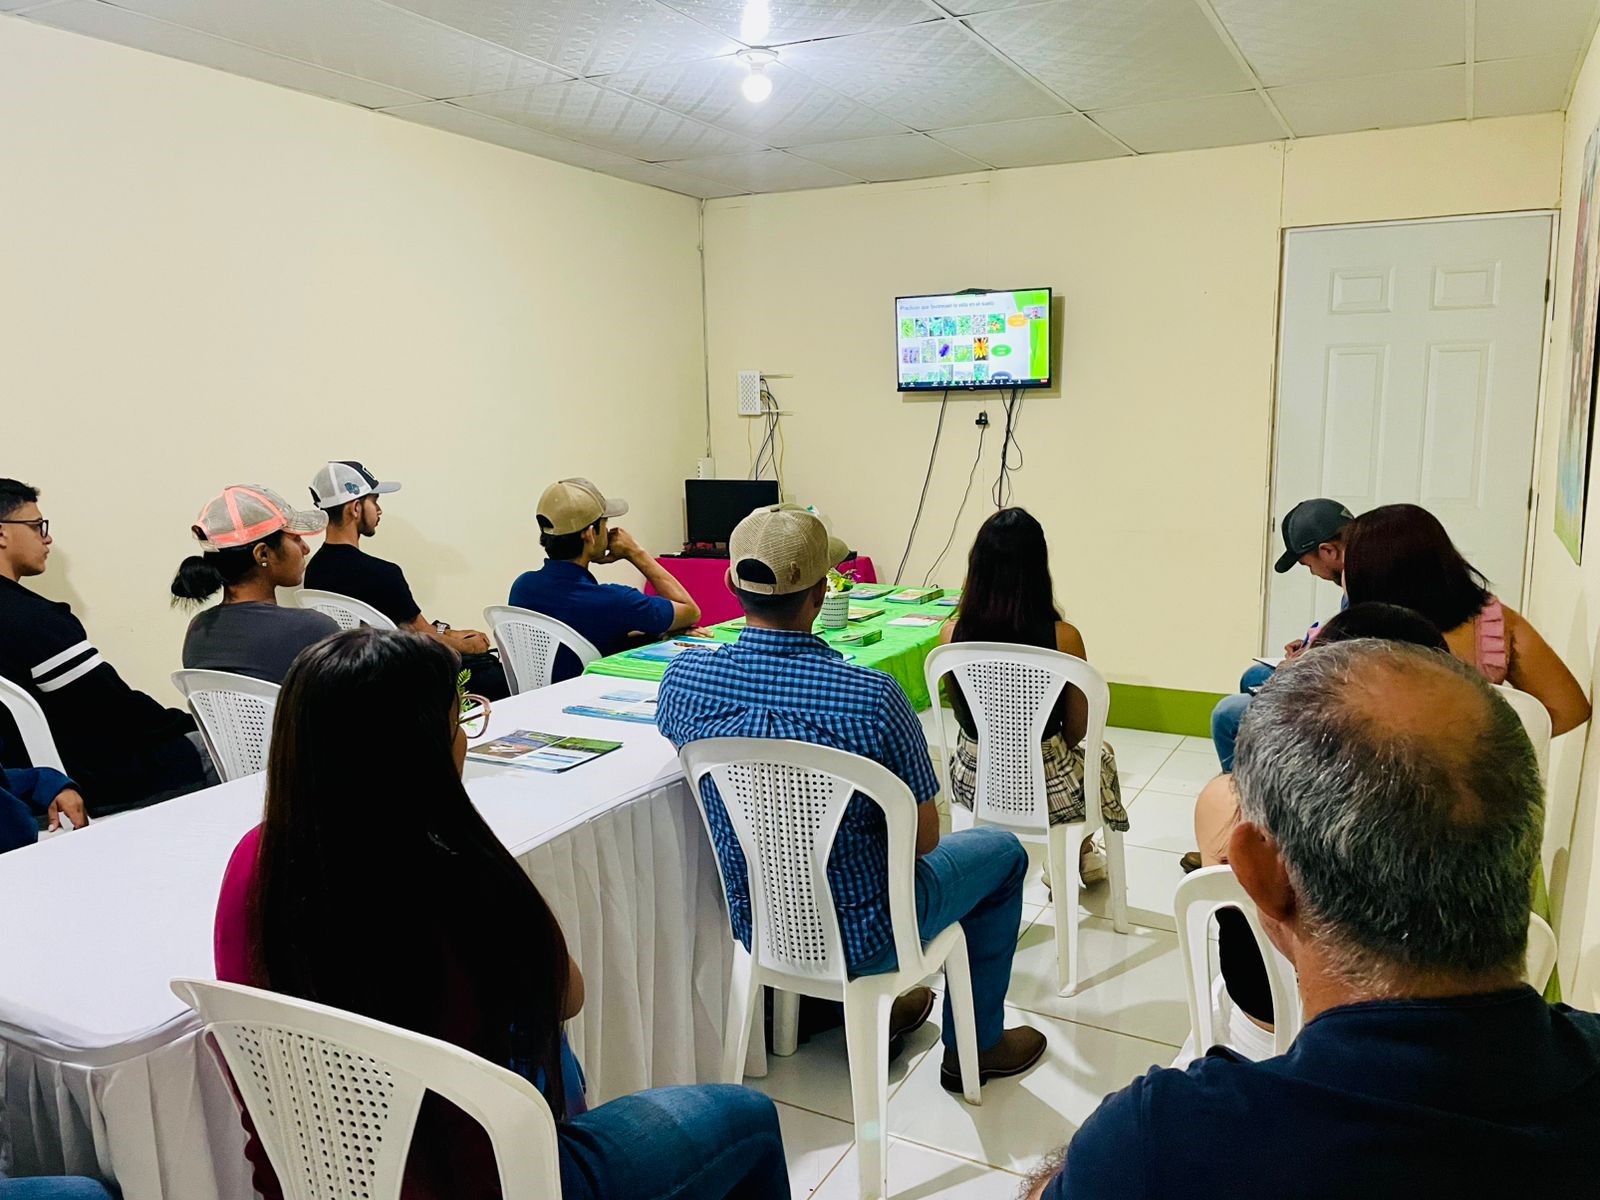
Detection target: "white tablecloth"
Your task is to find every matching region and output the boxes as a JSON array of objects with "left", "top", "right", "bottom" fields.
[{"left": 0, "top": 676, "right": 733, "bottom": 1199}]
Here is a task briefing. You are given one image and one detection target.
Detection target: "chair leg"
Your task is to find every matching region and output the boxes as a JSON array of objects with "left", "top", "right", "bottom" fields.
[
  {"left": 1051, "top": 824, "right": 1082, "bottom": 996},
  {"left": 772, "top": 989, "right": 800, "bottom": 1057},
  {"left": 723, "top": 951, "right": 760, "bottom": 1083},
  {"left": 941, "top": 935, "right": 983, "bottom": 1106},
  {"left": 843, "top": 984, "right": 894, "bottom": 1200},
  {"left": 1105, "top": 826, "right": 1131, "bottom": 934}
]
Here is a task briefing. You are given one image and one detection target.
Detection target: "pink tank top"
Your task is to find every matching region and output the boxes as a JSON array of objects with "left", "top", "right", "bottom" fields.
[{"left": 1475, "top": 596, "right": 1509, "bottom": 684}]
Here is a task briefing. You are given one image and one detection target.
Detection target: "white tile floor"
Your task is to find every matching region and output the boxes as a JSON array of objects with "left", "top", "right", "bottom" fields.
[{"left": 767, "top": 721, "right": 1221, "bottom": 1197}]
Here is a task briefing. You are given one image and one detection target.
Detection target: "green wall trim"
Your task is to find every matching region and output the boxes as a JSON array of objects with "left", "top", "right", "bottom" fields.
[{"left": 1109, "top": 683, "right": 1225, "bottom": 738}]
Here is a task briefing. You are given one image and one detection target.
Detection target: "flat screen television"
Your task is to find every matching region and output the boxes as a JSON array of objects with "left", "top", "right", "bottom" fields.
[{"left": 895, "top": 287, "right": 1052, "bottom": 391}]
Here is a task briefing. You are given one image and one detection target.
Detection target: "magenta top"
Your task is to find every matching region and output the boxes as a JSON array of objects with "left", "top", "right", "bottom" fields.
[{"left": 1475, "top": 596, "right": 1509, "bottom": 684}]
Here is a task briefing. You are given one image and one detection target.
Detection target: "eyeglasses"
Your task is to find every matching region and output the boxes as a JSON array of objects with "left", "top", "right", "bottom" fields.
[
  {"left": 459, "top": 694, "right": 493, "bottom": 740},
  {"left": 0, "top": 519, "right": 48, "bottom": 539}
]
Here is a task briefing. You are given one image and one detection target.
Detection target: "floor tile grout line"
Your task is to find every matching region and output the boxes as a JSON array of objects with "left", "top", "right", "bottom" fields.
[{"left": 874, "top": 1132, "right": 1032, "bottom": 1180}]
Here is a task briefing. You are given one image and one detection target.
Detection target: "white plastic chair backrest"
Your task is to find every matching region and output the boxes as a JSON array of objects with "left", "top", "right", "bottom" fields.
[
  {"left": 0, "top": 673, "right": 65, "bottom": 773},
  {"left": 171, "top": 978, "right": 559, "bottom": 1200},
  {"left": 1496, "top": 685, "right": 1552, "bottom": 781},
  {"left": 483, "top": 605, "right": 601, "bottom": 694},
  {"left": 1174, "top": 866, "right": 1302, "bottom": 1056},
  {"left": 298, "top": 589, "right": 396, "bottom": 632},
  {"left": 170, "top": 670, "right": 280, "bottom": 782},
  {"left": 924, "top": 641, "right": 1109, "bottom": 833},
  {"left": 681, "top": 737, "right": 926, "bottom": 987},
  {"left": 1527, "top": 912, "right": 1558, "bottom": 994}
]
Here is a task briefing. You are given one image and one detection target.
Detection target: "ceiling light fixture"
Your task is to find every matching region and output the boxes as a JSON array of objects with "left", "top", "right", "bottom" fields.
[
  {"left": 739, "top": 0, "right": 771, "bottom": 44},
  {"left": 738, "top": 47, "right": 777, "bottom": 104}
]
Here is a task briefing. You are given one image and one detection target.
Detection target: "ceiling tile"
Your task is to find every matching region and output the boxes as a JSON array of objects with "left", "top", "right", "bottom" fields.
[
  {"left": 103, "top": 0, "right": 564, "bottom": 98},
  {"left": 1475, "top": 0, "right": 1596, "bottom": 62},
  {"left": 934, "top": 0, "right": 1037, "bottom": 12},
  {"left": 1474, "top": 53, "right": 1578, "bottom": 117},
  {"left": 22, "top": 0, "right": 426, "bottom": 107},
  {"left": 384, "top": 0, "right": 738, "bottom": 78},
  {"left": 604, "top": 56, "right": 907, "bottom": 147},
  {"left": 2, "top": 0, "right": 56, "bottom": 11},
  {"left": 781, "top": 20, "right": 1064, "bottom": 129},
  {"left": 656, "top": 0, "right": 940, "bottom": 45},
  {"left": 457, "top": 77, "right": 763, "bottom": 160},
  {"left": 1211, "top": 0, "right": 1464, "bottom": 87},
  {"left": 933, "top": 111, "right": 1128, "bottom": 167},
  {"left": 788, "top": 132, "right": 985, "bottom": 181},
  {"left": 1269, "top": 65, "right": 1467, "bottom": 137},
  {"left": 383, "top": 100, "right": 645, "bottom": 168},
  {"left": 967, "top": 0, "right": 1252, "bottom": 111},
  {"left": 1088, "top": 89, "right": 1284, "bottom": 153},
  {"left": 601, "top": 159, "right": 747, "bottom": 196},
  {"left": 661, "top": 148, "right": 861, "bottom": 191}
]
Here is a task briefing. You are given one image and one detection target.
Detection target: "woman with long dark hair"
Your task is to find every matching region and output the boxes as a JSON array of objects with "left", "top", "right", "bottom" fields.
[
  {"left": 939, "top": 507, "right": 1128, "bottom": 886},
  {"left": 172, "top": 485, "right": 339, "bottom": 684},
  {"left": 213, "top": 628, "right": 788, "bottom": 1200},
  {"left": 1344, "top": 504, "right": 1589, "bottom": 734}
]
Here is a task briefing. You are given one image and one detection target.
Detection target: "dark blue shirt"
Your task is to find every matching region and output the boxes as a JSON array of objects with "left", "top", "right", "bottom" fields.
[
  {"left": 655, "top": 627, "right": 938, "bottom": 967},
  {"left": 0, "top": 737, "right": 76, "bottom": 854},
  {"left": 1050, "top": 987, "right": 1600, "bottom": 1199},
  {"left": 507, "top": 559, "right": 675, "bottom": 681}
]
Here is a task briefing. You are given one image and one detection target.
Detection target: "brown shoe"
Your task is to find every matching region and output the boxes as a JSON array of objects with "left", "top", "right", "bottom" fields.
[
  {"left": 1180, "top": 850, "right": 1203, "bottom": 874},
  {"left": 889, "top": 986, "right": 936, "bottom": 1042},
  {"left": 939, "top": 1025, "right": 1047, "bottom": 1091}
]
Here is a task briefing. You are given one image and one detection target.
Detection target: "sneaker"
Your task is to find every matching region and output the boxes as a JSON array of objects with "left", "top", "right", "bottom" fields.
[{"left": 939, "top": 1026, "right": 1047, "bottom": 1092}]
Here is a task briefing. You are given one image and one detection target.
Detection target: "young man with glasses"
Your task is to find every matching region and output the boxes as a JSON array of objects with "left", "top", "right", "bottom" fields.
[{"left": 0, "top": 479, "right": 212, "bottom": 814}]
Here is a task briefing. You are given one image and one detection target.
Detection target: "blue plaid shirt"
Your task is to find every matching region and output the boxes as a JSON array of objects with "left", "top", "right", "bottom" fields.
[{"left": 657, "top": 626, "right": 938, "bottom": 968}]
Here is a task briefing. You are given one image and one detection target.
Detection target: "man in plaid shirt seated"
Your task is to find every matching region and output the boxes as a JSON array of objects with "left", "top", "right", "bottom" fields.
[{"left": 658, "top": 504, "right": 1045, "bottom": 1091}]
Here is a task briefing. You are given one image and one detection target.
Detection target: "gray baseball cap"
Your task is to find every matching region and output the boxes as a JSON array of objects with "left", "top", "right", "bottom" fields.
[{"left": 1274, "top": 498, "right": 1355, "bottom": 573}]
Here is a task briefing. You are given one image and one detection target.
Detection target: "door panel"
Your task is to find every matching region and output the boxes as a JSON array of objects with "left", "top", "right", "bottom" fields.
[{"left": 1266, "top": 215, "right": 1551, "bottom": 655}]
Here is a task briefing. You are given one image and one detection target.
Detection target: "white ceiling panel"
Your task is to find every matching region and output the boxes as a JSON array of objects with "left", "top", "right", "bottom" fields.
[
  {"left": 102, "top": 0, "right": 564, "bottom": 98},
  {"left": 1089, "top": 89, "right": 1285, "bottom": 153},
  {"left": 383, "top": 99, "right": 645, "bottom": 167},
  {"left": 662, "top": 148, "right": 861, "bottom": 190},
  {"left": 2, "top": 0, "right": 56, "bottom": 10},
  {"left": 1211, "top": 0, "right": 1464, "bottom": 87},
  {"left": 935, "top": 0, "right": 1038, "bottom": 12},
  {"left": 781, "top": 19, "right": 1064, "bottom": 129},
  {"left": 23, "top": 0, "right": 426, "bottom": 107},
  {"left": 601, "top": 159, "right": 746, "bottom": 196},
  {"left": 1474, "top": 53, "right": 1578, "bottom": 118},
  {"left": 604, "top": 56, "right": 908, "bottom": 146},
  {"left": 457, "top": 77, "right": 762, "bottom": 160},
  {"left": 657, "top": 0, "right": 940, "bottom": 45},
  {"left": 788, "top": 132, "right": 985, "bottom": 181},
  {"left": 968, "top": 0, "right": 1253, "bottom": 111},
  {"left": 933, "top": 112, "right": 1129, "bottom": 167},
  {"left": 1270, "top": 65, "right": 1467, "bottom": 137},
  {"left": 384, "top": 0, "right": 738, "bottom": 79},
  {"left": 1476, "top": 0, "right": 1597, "bottom": 63}
]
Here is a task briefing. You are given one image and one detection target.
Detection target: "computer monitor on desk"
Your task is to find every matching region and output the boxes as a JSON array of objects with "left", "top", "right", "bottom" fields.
[{"left": 683, "top": 480, "right": 780, "bottom": 555}]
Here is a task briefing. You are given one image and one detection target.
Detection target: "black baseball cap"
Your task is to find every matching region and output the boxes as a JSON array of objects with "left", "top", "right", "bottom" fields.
[{"left": 1274, "top": 498, "right": 1354, "bottom": 573}]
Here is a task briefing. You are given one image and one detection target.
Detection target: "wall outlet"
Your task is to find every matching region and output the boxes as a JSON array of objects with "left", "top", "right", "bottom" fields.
[
  {"left": 696, "top": 457, "right": 717, "bottom": 479},
  {"left": 737, "top": 370, "right": 763, "bottom": 416}
]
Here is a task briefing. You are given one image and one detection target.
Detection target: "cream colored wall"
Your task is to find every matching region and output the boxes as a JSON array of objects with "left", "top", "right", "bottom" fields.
[
  {"left": 0, "top": 17, "right": 706, "bottom": 700},
  {"left": 1525, "top": 21, "right": 1600, "bottom": 1006},
  {"left": 703, "top": 114, "right": 1562, "bottom": 695}
]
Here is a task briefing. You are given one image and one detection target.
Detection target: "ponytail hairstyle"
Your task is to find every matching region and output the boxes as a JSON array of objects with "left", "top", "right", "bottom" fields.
[{"left": 170, "top": 531, "right": 285, "bottom": 606}]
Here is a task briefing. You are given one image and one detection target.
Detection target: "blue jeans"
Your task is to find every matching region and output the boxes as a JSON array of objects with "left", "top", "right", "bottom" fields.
[
  {"left": 558, "top": 1084, "right": 789, "bottom": 1200},
  {"left": 851, "top": 826, "right": 1027, "bottom": 1052},
  {"left": 0, "top": 1181, "right": 116, "bottom": 1200},
  {"left": 1211, "top": 664, "right": 1275, "bottom": 772}
]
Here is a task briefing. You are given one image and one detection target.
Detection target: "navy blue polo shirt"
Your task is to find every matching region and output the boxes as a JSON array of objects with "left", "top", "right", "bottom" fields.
[
  {"left": 1049, "top": 987, "right": 1600, "bottom": 1199},
  {"left": 507, "top": 559, "right": 674, "bottom": 681}
]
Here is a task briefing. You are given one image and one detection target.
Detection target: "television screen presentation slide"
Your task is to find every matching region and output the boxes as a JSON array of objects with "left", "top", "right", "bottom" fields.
[{"left": 896, "top": 288, "right": 1051, "bottom": 391}]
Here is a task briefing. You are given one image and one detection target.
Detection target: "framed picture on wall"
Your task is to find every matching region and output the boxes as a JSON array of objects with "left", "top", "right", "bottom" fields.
[{"left": 1556, "top": 124, "right": 1600, "bottom": 564}]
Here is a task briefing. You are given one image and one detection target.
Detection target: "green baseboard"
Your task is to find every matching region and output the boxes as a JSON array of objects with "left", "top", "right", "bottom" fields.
[{"left": 1108, "top": 683, "right": 1226, "bottom": 738}]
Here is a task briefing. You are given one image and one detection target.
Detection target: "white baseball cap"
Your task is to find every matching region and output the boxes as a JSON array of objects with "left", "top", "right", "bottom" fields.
[{"left": 309, "top": 461, "right": 402, "bottom": 510}]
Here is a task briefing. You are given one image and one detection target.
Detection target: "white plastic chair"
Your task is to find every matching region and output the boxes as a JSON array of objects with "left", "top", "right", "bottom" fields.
[
  {"left": 0, "top": 673, "right": 66, "bottom": 773},
  {"left": 1527, "top": 912, "right": 1558, "bottom": 994},
  {"left": 298, "top": 588, "right": 397, "bottom": 631},
  {"left": 171, "top": 977, "right": 560, "bottom": 1200},
  {"left": 1175, "top": 866, "right": 1302, "bottom": 1059},
  {"left": 170, "top": 670, "right": 280, "bottom": 782},
  {"left": 681, "top": 738, "right": 981, "bottom": 1200},
  {"left": 924, "top": 642, "right": 1129, "bottom": 996},
  {"left": 483, "top": 605, "right": 601, "bottom": 694},
  {"left": 1497, "top": 684, "right": 1553, "bottom": 782}
]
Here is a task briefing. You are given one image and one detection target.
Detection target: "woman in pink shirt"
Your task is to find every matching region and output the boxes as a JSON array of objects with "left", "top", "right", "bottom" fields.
[{"left": 214, "top": 627, "right": 787, "bottom": 1200}]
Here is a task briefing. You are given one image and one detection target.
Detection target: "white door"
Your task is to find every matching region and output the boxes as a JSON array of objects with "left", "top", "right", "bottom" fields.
[{"left": 1265, "top": 214, "right": 1551, "bottom": 655}]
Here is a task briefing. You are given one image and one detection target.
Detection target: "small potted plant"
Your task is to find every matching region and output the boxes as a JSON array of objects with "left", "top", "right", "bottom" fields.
[{"left": 820, "top": 567, "right": 855, "bottom": 630}]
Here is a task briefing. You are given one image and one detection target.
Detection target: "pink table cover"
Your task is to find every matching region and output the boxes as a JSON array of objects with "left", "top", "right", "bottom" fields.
[{"left": 646, "top": 554, "right": 878, "bottom": 627}]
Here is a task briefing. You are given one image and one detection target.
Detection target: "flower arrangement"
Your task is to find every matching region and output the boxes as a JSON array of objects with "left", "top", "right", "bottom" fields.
[{"left": 826, "top": 567, "right": 858, "bottom": 596}]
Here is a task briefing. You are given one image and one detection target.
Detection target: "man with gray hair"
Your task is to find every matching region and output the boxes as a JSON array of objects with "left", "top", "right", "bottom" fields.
[{"left": 1026, "top": 640, "right": 1600, "bottom": 1199}]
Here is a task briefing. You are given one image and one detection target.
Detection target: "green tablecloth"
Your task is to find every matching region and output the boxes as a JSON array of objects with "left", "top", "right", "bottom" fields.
[{"left": 584, "top": 596, "right": 955, "bottom": 710}]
